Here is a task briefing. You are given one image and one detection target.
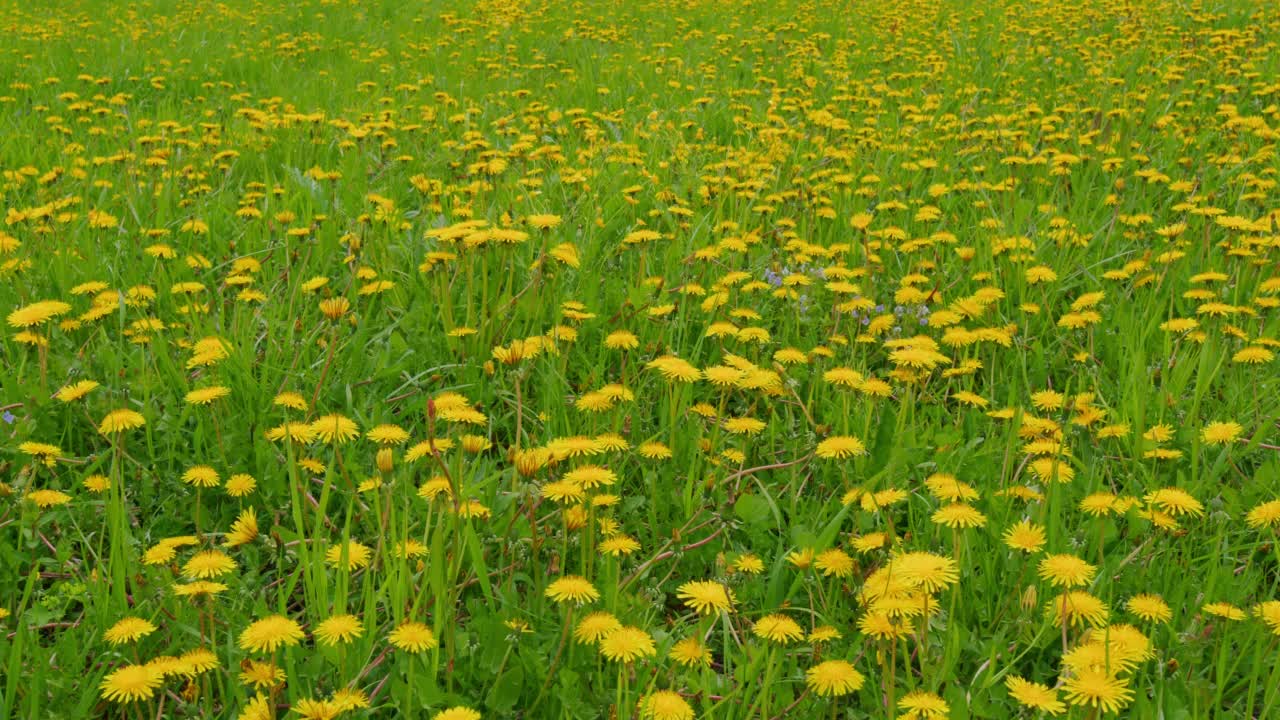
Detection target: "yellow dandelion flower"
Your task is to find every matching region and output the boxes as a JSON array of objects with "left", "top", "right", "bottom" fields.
[
  {"left": 389, "top": 621, "right": 438, "bottom": 653},
  {"left": 99, "top": 664, "right": 163, "bottom": 703},
  {"left": 238, "top": 615, "right": 305, "bottom": 654}
]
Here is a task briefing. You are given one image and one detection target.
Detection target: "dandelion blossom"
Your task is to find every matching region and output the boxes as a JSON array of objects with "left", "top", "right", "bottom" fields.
[
  {"left": 239, "top": 660, "right": 286, "bottom": 690},
  {"left": 185, "top": 385, "right": 230, "bottom": 405},
  {"left": 7, "top": 300, "right": 72, "bottom": 328},
  {"left": 1038, "top": 554, "right": 1096, "bottom": 588},
  {"left": 897, "top": 690, "right": 950, "bottom": 719},
  {"left": 1254, "top": 601, "right": 1280, "bottom": 636},
  {"left": 545, "top": 575, "right": 600, "bottom": 605},
  {"left": 805, "top": 660, "right": 865, "bottom": 696},
  {"left": 1005, "top": 676, "right": 1065, "bottom": 715},
  {"left": 574, "top": 612, "right": 622, "bottom": 645},
  {"left": 104, "top": 617, "right": 157, "bottom": 645},
  {"left": 669, "top": 637, "right": 712, "bottom": 667},
  {"left": 895, "top": 552, "right": 959, "bottom": 593},
  {"left": 931, "top": 502, "right": 987, "bottom": 529},
  {"left": 1125, "top": 594, "right": 1172, "bottom": 624},
  {"left": 1047, "top": 591, "right": 1109, "bottom": 628},
  {"left": 99, "top": 409, "right": 146, "bottom": 434},
  {"left": 1200, "top": 421, "right": 1242, "bottom": 445},
  {"left": 55, "top": 380, "right": 99, "bottom": 402},
  {"left": 315, "top": 614, "right": 364, "bottom": 646},
  {"left": 815, "top": 435, "right": 867, "bottom": 459},
  {"left": 752, "top": 614, "right": 805, "bottom": 644},
  {"left": 99, "top": 664, "right": 163, "bottom": 703},
  {"left": 676, "top": 580, "right": 735, "bottom": 615},
  {"left": 311, "top": 414, "right": 359, "bottom": 444},
  {"left": 600, "top": 626, "right": 657, "bottom": 663},
  {"left": 1062, "top": 667, "right": 1133, "bottom": 713},
  {"left": 389, "top": 621, "right": 438, "bottom": 653},
  {"left": 183, "top": 550, "right": 237, "bottom": 579},
  {"left": 238, "top": 615, "right": 305, "bottom": 654},
  {"left": 1144, "top": 488, "right": 1204, "bottom": 517},
  {"left": 325, "top": 541, "right": 372, "bottom": 571},
  {"left": 1246, "top": 499, "right": 1280, "bottom": 529},
  {"left": 1003, "top": 520, "right": 1046, "bottom": 553},
  {"left": 431, "top": 708, "right": 481, "bottom": 720},
  {"left": 639, "top": 690, "right": 694, "bottom": 720}
]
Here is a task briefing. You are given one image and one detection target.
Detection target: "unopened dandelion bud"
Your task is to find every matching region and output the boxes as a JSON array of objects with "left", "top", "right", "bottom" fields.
[
  {"left": 564, "top": 505, "right": 588, "bottom": 531},
  {"left": 1021, "top": 584, "right": 1038, "bottom": 611},
  {"left": 376, "top": 448, "right": 394, "bottom": 474},
  {"left": 514, "top": 448, "right": 549, "bottom": 477},
  {"left": 318, "top": 296, "right": 349, "bottom": 321}
]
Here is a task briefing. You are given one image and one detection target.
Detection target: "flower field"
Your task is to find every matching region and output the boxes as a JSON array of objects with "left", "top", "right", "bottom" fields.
[{"left": 3, "top": 0, "right": 1280, "bottom": 717}]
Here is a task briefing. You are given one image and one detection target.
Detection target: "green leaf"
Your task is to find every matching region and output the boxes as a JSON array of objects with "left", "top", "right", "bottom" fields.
[
  {"left": 464, "top": 524, "right": 496, "bottom": 609},
  {"left": 485, "top": 665, "right": 524, "bottom": 713},
  {"left": 733, "top": 493, "right": 771, "bottom": 526}
]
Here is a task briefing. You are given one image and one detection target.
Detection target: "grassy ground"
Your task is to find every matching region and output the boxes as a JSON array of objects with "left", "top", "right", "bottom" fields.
[{"left": 2, "top": 0, "right": 1280, "bottom": 717}]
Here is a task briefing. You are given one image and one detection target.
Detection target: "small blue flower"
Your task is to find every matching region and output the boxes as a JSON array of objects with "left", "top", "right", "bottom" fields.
[{"left": 1, "top": 411, "right": 14, "bottom": 424}]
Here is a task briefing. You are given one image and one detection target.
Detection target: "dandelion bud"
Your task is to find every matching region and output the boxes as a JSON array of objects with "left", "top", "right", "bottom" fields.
[
  {"left": 564, "top": 505, "right": 588, "bottom": 531},
  {"left": 513, "top": 448, "right": 549, "bottom": 477},
  {"left": 376, "top": 448, "right": 394, "bottom": 474},
  {"left": 1021, "top": 584, "right": 1038, "bottom": 611},
  {"left": 319, "top": 297, "right": 350, "bottom": 321}
]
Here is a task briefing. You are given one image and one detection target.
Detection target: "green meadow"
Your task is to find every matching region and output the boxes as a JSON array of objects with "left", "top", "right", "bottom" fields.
[{"left": 2, "top": 0, "right": 1280, "bottom": 718}]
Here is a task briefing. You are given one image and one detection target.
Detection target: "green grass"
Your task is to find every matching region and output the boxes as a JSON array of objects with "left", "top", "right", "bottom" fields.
[{"left": 2, "top": 0, "right": 1280, "bottom": 718}]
